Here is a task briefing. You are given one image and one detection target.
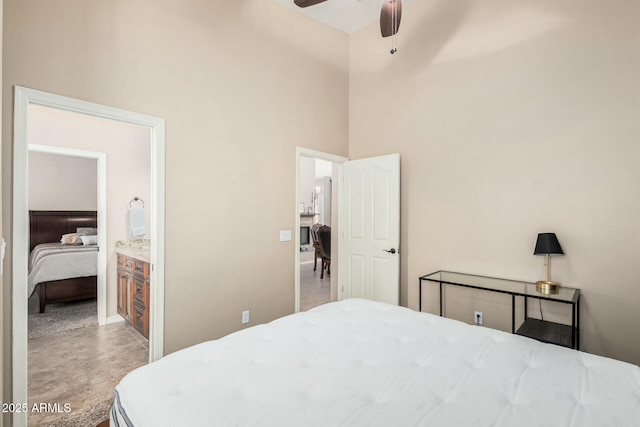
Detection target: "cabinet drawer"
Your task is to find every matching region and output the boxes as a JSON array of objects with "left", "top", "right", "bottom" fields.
[
  {"left": 132, "top": 303, "right": 145, "bottom": 330},
  {"left": 133, "top": 260, "right": 146, "bottom": 276},
  {"left": 134, "top": 294, "right": 145, "bottom": 310},
  {"left": 133, "top": 274, "right": 146, "bottom": 299},
  {"left": 118, "top": 255, "right": 134, "bottom": 273},
  {"left": 132, "top": 299, "right": 149, "bottom": 338}
]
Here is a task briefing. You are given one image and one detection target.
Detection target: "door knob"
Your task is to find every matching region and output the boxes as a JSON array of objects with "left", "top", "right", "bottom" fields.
[{"left": 383, "top": 248, "right": 397, "bottom": 254}]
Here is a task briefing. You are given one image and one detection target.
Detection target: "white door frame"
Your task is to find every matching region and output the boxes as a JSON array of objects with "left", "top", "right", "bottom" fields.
[
  {"left": 28, "top": 144, "right": 109, "bottom": 325},
  {"left": 295, "top": 147, "right": 348, "bottom": 313},
  {"left": 12, "top": 86, "right": 166, "bottom": 427}
]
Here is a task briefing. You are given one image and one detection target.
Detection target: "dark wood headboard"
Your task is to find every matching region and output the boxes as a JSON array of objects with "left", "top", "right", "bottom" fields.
[{"left": 29, "top": 210, "right": 97, "bottom": 252}]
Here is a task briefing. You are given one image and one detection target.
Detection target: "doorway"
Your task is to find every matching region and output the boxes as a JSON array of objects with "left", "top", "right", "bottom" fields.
[
  {"left": 26, "top": 145, "right": 113, "bottom": 426},
  {"left": 295, "top": 148, "right": 347, "bottom": 313},
  {"left": 28, "top": 144, "right": 107, "bottom": 325},
  {"left": 12, "top": 86, "right": 166, "bottom": 427}
]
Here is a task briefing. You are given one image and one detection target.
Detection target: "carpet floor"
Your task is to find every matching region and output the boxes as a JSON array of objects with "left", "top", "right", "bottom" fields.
[{"left": 28, "top": 293, "right": 97, "bottom": 339}]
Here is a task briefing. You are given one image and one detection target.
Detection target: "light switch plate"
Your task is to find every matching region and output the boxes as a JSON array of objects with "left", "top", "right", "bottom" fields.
[{"left": 279, "top": 230, "right": 292, "bottom": 241}]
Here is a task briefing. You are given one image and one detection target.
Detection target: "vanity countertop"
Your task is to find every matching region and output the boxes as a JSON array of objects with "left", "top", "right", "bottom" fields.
[{"left": 115, "top": 239, "right": 150, "bottom": 263}]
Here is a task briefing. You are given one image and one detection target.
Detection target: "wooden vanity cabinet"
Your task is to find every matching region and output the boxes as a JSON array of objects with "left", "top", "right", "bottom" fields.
[{"left": 117, "top": 254, "right": 150, "bottom": 338}]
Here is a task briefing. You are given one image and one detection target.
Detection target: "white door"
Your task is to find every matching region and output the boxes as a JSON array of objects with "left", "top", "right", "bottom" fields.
[{"left": 339, "top": 153, "right": 400, "bottom": 305}]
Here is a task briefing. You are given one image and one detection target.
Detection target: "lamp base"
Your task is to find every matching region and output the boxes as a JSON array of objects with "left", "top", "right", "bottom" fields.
[{"left": 536, "top": 280, "right": 560, "bottom": 294}]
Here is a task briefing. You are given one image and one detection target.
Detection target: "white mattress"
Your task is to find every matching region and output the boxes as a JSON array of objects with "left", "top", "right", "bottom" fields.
[{"left": 112, "top": 299, "right": 640, "bottom": 427}]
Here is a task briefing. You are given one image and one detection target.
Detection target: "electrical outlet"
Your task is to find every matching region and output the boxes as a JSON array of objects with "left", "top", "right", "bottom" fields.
[
  {"left": 474, "top": 311, "right": 483, "bottom": 325},
  {"left": 242, "top": 310, "right": 250, "bottom": 324}
]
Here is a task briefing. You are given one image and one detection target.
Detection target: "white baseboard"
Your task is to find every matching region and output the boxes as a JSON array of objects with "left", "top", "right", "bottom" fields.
[{"left": 106, "top": 314, "right": 125, "bottom": 325}]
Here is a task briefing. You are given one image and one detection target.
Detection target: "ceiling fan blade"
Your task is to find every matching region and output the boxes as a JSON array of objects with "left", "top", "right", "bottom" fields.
[
  {"left": 380, "top": 0, "right": 402, "bottom": 38},
  {"left": 294, "top": 0, "right": 328, "bottom": 7}
]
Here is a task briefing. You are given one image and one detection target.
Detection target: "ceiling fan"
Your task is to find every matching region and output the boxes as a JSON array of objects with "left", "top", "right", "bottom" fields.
[{"left": 294, "top": 0, "right": 402, "bottom": 53}]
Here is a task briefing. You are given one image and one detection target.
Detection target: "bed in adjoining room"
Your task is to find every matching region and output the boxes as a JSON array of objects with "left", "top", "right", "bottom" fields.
[
  {"left": 28, "top": 210, "right": 99, "bottom": 313},
  {"left": 111, "top": 298, "right": 640, "bottom": 427}
]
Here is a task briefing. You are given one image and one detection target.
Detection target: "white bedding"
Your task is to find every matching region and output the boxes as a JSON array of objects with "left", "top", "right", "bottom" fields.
[
  {"left": 112, "top": 299, "right": 640, "bottom": 427},
  {"left": 28, "top": 243, "right": 98, "bottom": 296}
]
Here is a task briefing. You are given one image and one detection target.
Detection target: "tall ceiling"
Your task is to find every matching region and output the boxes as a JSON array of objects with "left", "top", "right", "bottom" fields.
[{"left": 273, "top": 0, "right": 412, "bottom": 34}]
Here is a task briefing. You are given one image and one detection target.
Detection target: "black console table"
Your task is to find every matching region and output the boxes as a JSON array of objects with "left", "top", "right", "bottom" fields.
[{"left": 419, "top": 271, "right": 581, "bottom": 349}]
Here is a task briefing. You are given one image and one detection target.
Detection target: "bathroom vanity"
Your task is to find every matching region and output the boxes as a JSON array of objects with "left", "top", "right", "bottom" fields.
[{"left": 116, "top": 240, "right": 150, "bottom": 338}]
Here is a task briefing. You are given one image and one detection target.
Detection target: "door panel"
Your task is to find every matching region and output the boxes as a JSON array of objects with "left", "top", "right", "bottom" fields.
[
  {"left": 339, "top": 154, "right": 400, "bottom": 305},
  {"left": 349, "top": 171, "right": 365, "bottom": 239},
  {"left": 349, "top": 254, "right": 366, "bottom": 299},
  {"left": 373, "top": 167, "right": 391, "bottom": 241},
  {"left": 373, "top": 256, "right": 392, "bottom": 302}
]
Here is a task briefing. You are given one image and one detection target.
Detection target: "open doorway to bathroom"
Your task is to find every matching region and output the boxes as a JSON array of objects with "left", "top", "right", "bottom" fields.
[
  {"left": 26, "top": 105, "right": 151, "bottom": 427},
  {"left": 12, "top": 87, "right": 166, "bottom": 427}
]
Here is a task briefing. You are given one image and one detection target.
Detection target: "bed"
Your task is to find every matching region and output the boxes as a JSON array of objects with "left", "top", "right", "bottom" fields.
[
  {"left": 111, "top": 298, "right": 640, "bottom": 426},
  {"left": 28, "top": 210, "right": 98, "bottom": 313}
]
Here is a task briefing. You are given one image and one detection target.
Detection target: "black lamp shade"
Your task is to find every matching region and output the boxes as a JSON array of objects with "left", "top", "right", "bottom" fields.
[{"left": 534, "top": 233, "right": 564, "bottom": 255}]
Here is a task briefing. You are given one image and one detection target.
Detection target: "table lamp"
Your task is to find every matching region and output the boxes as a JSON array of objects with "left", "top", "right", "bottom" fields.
[{"left": 534, "top": 232, "right": 564, "bottom": 293}]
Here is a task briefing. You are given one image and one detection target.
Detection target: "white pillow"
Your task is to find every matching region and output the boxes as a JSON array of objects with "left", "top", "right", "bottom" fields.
[
  {"left": 77, "top": 227, "right": 98, "bottom": 237},
  {"left": 80, "top": 235, "right": 99, "bottom": 246}
]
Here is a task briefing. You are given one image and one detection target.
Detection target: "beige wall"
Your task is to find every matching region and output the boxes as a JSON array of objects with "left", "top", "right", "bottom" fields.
[
  {"left": 2, "top": 0, "right": 349, "bottom": 399},
  {"left": 27, "top": 105, "right": 151, "bottom": 319},
  {"left": 349, "top": 0, "right": 640, "bottom": 364},
  {"left": 28, "top": 152, "right": 98, "bottom": 211}
]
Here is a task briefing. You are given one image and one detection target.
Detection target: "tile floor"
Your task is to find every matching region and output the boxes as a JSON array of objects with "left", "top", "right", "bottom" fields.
[
  {"left": 300, "top": 249, "right": 331, "bottom": 311},
  {"left": 27, "top": 321, "right": 148, "bottom": 426}
]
